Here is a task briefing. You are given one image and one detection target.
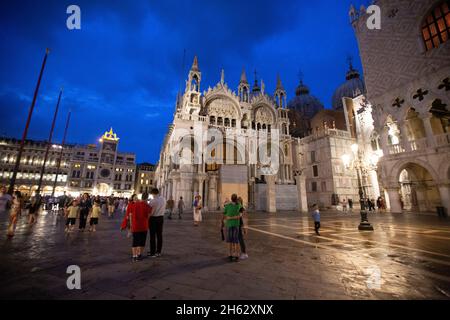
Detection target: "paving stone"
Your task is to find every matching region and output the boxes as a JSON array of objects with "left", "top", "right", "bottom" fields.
[{"left": 1, "top": 210, "right": 450, "bottom": 299}]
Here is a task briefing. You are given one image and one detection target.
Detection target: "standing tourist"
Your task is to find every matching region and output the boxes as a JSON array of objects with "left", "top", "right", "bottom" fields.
[
  {"left": 108, "top": 194, "right": 115, "bottom": 218},
  {"left": 89, "top": 199, "right": 101, "bottom": 232},
  {"left": 65, "top": 200, "right": 79, "bottom": 233},
  {"left": 312, "top": 204, "right": 321, "bottom": 236},
  {"left": 0, "top": 186, "right": 12, "bottom": 216},
  {"left": 7, "top": 191, "right": 22, "bottom": 237},
  {"left": 177, "top": 196, "right": 185, "bottom": 219},
  {"left": 28, "top": 194, "right": 42, "bottom": 225},
  {"left": 166, "top": 197, "right": 175, "bottom": 220},
  {"left": 148, "top": 188, "right": 166, "bottom": 257},
  {"left": 237, "top": 197, "right": 248, "bottom": 260},
  {"left": 342, "top": 198, "right": 348, "bottom": 213},
  {"left": 121, "top": 194, "right": 150, "bottom": 262},
  {"left": 193, "top": 195, "right": 203, "bottom": 226},
  {"left": 223, "top": 194, "right": 241, "bottom": 262},
  {"left": 348, "top": 198, "right": 353, "bottom": 212},
  {"left": 78, "top": 193, "right": 92, "bottom": 231},
  {"left": 118, "top": 198, "right": 125, "bottom": 215}
]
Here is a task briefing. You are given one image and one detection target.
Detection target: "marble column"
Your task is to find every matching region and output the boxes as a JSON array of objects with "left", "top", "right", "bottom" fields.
[
  {"left": 398, "top": 121, "right": 412, "bottom": 152},
  {"left": 208, "top": 175, "right": 218, "bottom": 211},
  {"left": 379, "top": 127, "right": 389, "bottom": 155},
  {"left": 294, "top": 173, "right": 308, "bottom": 212},
  {"left": 265, "top": 175, "right": 276, "bottom": 213},
  {"left": 172, "top": 179, "right": 179, "bottom": 201},
  {"left": 415, "top": 184, "right": 429, "bottom": 212},
  {"left": 422, "top": 116, "right": 435, "bottom": 148},
  {"left": 438, "top": 184, "right": 450, "bottom": 214},
  {"left": 386, "top": 187, "right": 402, "bottom": 213}
]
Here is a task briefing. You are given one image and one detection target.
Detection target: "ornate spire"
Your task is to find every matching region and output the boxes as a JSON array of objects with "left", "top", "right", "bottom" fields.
[
  {"left": 252, "top": 69, "right": 260, "bottom": 92},
  {"left": 101, "top": 127, "right": 119, "bottom": 141},
  {"left": 220, "top": 69, "right": 225, "bottom": 85},
  {"left": 276, "top": 74, "right": 285, "bottom": 90},
  {"left": 345, "top": 55, "right": 360, "bottom": 80},
  {"left": 191, "top": 55, "right": 199, "bottom": 72},
  {"left": 240, "top": 68, "right": 248, "bottom": 84}
]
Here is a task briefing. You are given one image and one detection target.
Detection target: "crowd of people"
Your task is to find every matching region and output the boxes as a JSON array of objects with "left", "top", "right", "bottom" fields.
[
  {"left": 0, "top": 183, "right": 338, "bottom": 264},
  {"left": 341, "top": 196, "right": 387, "bottom": 213}
]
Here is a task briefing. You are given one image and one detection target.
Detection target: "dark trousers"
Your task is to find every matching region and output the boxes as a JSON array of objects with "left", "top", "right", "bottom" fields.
[
  {"left": 314, "top": 222, "right": 321, "bottom": 234},
  {"left": 149, "top": 216, "right": 164, "bottom": 255},
  {"left": 79, "top": 212, "right": 88, "bottom": 229},
  {"left": 238, "top": 226, "right": 246, "bottom": 254}
]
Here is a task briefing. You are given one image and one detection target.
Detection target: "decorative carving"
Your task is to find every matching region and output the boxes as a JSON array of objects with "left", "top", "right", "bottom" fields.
[
  {"left": 255, "top": 107, "right": 273, "bottom": 124},
  {"left": 388, "top": 8, "right": 399, "bottom": 18},
  {"left": 438, "top": 77, "right": 450, "bottom": 91},
  {"left": 392, "top": 98, "right": 405, "bottom": 108},
  {"left": 206, "top": 98, "right": 237, "bottom": 118},
  {"left": 413, "top": 88, "right": 429, "bottom": 101}
]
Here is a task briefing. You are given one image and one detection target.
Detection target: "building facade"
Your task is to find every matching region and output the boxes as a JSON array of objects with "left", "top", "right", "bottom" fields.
[
  {"left": 351, "top": 0, "right": 450, "bottom": 213},
  {"left": 155, "top": 57, "right": 305, "bottom": 212},
  {"left": 135, "top": 162, "right": 156, "bottom": 197},
  {"left": 0, "top": 128, "right": 136, "bottom": 197}
]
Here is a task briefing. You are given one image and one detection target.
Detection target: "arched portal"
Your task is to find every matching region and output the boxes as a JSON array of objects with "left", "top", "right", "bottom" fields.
[
  {"left": 97, "top": 183, "right": 110, "bottom": 196},
  {"left": 397, "top": 162, "right": 441, "bottom": 213}
]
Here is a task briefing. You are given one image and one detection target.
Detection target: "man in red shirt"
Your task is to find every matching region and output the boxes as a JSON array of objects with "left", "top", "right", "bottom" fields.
[{"left": 121, "top": 194, "right": 151, "bottom": 262}]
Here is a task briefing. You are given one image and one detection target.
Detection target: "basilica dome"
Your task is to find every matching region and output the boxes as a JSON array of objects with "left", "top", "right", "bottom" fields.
[
  {"left": 287, "top": 81, "right": 324, "bottom": 120},
  {"left": 332, "top": 65, "right": 366, "bottom": 110}
]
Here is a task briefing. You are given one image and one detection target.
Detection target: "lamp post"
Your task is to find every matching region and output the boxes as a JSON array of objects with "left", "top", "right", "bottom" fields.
[{"left": 342, "top": 143, "right": 374, "bottom": 231}]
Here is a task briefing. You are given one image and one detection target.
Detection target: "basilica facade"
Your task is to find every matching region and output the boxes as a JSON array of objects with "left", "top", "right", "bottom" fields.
[{"left": 155, "top": 57, "right": 305, "bottom": 212}]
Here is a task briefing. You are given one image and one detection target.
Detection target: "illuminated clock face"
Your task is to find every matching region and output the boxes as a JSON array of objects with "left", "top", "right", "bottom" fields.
[{"left": 100, "top": 168, "right": 110, "bottom": 178}]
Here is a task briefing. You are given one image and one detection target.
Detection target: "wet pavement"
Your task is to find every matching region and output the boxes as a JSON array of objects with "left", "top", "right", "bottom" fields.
[{"left": 0, "top": 209, "right": 450, "bottom": 300}]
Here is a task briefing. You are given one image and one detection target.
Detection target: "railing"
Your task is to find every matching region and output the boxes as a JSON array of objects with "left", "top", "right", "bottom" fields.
[
  {"left": 388, "top": 143, "right": 404, "bottom": 155},
  {"left": 176, "top": 113, "right": 207, "bottom": 122},
  {"left": 435, "top": 133, "right": 450, "bottom": 147},
  {"left": 409, "top": 138, "right": 427, "bottom": 151}
]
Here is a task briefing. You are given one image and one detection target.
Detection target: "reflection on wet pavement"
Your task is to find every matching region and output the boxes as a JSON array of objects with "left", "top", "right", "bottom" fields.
[{"left": 0, "top": 210, "right": 449, "bottom": 300}]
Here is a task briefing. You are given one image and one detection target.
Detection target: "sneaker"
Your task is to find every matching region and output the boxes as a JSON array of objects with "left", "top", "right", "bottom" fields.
[
  {"left": 155, "top": 253, "right": 162, "bottom": 257},
  {"left": 132, "top": 257, "right": 137, "bottom": 262},
  {"left": 137, "top": 254, "right": 143, "bottom": 261},
  {"left": 233, "top": 256, "right": 239, "bottom": 262},
  {"left": 239, "top": 253, "right": 248, "bottom": 260},
  {"left": 228, "top": 256, "right": 233, "bottom": 262}
]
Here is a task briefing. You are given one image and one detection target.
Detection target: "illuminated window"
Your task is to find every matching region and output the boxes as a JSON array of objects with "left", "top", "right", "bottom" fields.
[{"left": 422, "top": 1, "right": 450, "bottom": 51}]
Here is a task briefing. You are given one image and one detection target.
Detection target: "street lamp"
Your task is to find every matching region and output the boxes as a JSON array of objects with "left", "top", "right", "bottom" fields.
[{"left": 342, "top": 143, "right": 374, "bottom": 231}]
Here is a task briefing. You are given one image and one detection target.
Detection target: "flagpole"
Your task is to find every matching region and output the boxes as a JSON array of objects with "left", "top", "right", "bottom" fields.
[
  {"left": 36, "top": 88, "right": 63, "bottom": 196},
  {"left": 8, "top": 48, "right": 50, "bottom": 195},
  {"left": 51, "top": 110, "right": 71, "bottom": 197}
]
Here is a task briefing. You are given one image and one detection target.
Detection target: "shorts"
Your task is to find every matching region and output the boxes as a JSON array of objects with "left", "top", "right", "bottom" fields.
[
  {"left": 226, "top": 226, "right": 240, "bottom": 244},
  {"left": 66, "top": 218, "right": 76, "bottom": 226},
  {"left": 132, "top": 231, "right": 147, "bottom": 247},
  {"left": 90, "top": 218, "right": 98, "bottom": 225}
]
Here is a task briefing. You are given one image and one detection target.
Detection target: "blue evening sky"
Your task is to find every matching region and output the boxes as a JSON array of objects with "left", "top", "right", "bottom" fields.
[{"left": 0, "top": 0, "right": 369, "bottom": 163}]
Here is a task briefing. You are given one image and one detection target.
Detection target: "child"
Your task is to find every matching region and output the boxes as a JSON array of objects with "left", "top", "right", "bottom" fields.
[
  {"left": 89, "top": 201, "right": 101, "bottom": 232},
  {"left": 312, "top": 204, "right": 321, "bottom": 236},
  {"left": 65, "top": 200, "right": 79, "bottom": 232}
]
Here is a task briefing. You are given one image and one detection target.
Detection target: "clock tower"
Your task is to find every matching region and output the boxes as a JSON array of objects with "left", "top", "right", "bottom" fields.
[{"left": 96, "top": 128, "right": 120, "bottom": 192}]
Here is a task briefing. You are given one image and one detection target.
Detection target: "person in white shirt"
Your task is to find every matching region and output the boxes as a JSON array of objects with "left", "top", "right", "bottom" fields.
[{"left": 147, "top": 188, "right": 166, "bottom": 257}]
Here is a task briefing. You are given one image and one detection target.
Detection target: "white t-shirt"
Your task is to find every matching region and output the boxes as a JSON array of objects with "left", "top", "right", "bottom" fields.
[
  {"left": 0, "top": 193, "right": 12, "bottom": 212},
  {"left": 149, "top": 195, "right": 166, "bottom": 217}
]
